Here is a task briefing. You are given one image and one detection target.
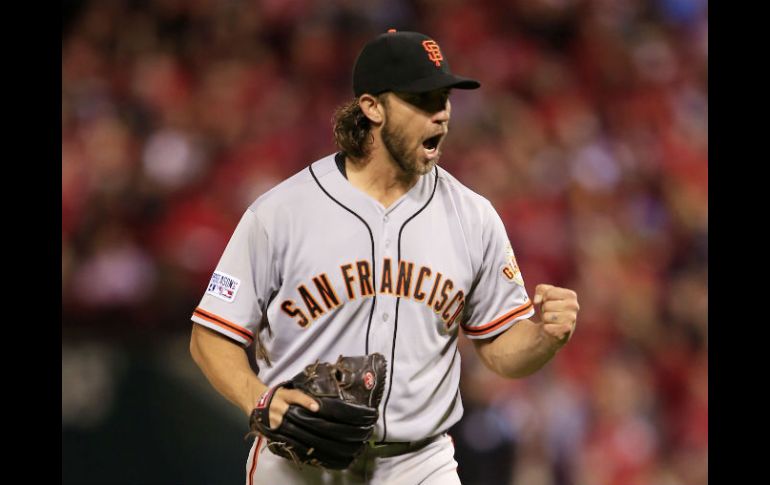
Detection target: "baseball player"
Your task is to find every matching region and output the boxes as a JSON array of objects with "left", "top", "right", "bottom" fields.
[{"left": 190, "top": 30, "right": 579, "bottom": 484}]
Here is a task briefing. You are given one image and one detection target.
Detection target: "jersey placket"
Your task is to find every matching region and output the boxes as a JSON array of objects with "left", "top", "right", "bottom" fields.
[
  {"left": 368, "top": 209, "right": 397, "bottom": 442},
  {"left": 372, "top": 173, "right": 439, "bottom": 443},
  {"left": 380, "top": 212, "right": 394, "bottom": 325}
]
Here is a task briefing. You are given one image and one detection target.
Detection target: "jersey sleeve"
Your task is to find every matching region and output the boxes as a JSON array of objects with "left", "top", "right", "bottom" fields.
[
  {"left": 190, "top": 208, "right": 278, "bottom": 347},
  {"left": 461, "top": 201, "right": 535, "bottom": 339}
]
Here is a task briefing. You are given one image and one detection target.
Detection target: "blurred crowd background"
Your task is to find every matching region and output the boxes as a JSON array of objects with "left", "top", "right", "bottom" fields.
[{"left": 62, "top": 0, "right": 707, "bottom": 484}]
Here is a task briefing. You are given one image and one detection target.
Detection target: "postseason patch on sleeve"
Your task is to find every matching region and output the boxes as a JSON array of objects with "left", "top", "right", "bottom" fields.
[
  {"left": 500, "top": 241, "right": 525, "bottom": 286},
  {"left": 206, "top": 271, "right": 241, "bottom": 303}
]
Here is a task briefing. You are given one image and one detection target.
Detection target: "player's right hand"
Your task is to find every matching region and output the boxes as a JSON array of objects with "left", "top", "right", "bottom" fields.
[{"left": 267, "top": 388, "right": 319, "bottom": 429}]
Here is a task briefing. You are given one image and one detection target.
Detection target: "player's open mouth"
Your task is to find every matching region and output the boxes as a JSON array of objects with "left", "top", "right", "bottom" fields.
[{"left": 422, "top": 134, "right": 443, "bottom": 156}]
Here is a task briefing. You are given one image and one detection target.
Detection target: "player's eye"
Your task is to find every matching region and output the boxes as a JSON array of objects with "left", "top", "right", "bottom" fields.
[{"left": 398, "top": 90, "right": 450, "bottom": 113}]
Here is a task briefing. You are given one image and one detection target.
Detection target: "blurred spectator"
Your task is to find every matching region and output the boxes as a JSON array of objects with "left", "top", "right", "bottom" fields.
[{"left": 70, "top": 222, "right": 157, "bottom": 308}]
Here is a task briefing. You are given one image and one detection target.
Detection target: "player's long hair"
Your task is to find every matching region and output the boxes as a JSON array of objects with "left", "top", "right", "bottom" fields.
[{"left": 333, "top": 98, "right": 374, "bottom": 159}]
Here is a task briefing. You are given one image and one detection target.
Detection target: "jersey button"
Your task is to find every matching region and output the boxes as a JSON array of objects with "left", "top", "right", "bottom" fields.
[
  {"left": 385, "top": 239, "right": 391, "bottom": 248},
  {"left": 382, "top": 313, "right": 389, "bottom": 322},
  {"left": 383, "top": 215, "right": 389, "bottom": 222}
]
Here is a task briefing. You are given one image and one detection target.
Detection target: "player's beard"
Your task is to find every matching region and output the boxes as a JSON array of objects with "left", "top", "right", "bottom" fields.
[{"left": 381, "top": 119, "right": 437, "bottom": 177}]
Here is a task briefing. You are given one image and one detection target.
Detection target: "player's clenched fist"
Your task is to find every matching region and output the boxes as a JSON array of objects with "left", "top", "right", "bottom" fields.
[{"left": 532, "top": 284, "right": 579, "bottom": 346}]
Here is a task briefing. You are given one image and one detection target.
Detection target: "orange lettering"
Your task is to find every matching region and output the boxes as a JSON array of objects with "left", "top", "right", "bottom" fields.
[
  {"left": 422, "top": 40, "right": 443, "bottom": 67},
  {"left": 281, "top": 300, "right": 309, "bottom": 327}
]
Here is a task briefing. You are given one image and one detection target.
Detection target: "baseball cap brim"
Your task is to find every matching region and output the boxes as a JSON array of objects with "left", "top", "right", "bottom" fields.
[{"left": 391, "top": 72, "right": 481, "bottom": 94}]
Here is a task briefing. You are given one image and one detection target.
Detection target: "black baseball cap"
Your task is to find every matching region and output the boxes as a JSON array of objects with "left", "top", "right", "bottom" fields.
[{"left": 352, "top": 30, "right": 481, "bottom": 97}]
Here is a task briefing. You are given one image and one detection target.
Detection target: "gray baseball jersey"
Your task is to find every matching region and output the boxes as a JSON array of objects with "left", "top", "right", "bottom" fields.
[{"left": 191, "top": 153, "right": 534, "bottom": 442}]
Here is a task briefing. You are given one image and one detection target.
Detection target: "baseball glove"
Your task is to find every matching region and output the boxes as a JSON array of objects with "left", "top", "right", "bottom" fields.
[{"left": 249, "top": 353, "right": 387, "bottom": 469}]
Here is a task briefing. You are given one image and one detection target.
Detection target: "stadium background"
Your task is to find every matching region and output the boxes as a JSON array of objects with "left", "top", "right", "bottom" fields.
[{"left": 61, "top": 0, "right": 708, "bottom": 483}]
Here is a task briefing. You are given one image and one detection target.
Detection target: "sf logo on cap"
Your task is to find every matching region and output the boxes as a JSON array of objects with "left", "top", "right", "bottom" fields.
[{"left": 422, "top": 40, "right": 443, "bottom": 67}]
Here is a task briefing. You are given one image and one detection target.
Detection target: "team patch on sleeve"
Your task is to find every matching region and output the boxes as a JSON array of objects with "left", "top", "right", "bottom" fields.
[
  {"left": 206, "top": 271, "right": 241, "bottom": 302},
  {"left": 501, "top": 241, "right": 525, "bottom": 286}
]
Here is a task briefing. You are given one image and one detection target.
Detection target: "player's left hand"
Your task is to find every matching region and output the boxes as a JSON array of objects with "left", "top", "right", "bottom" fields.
[{"left": 532, "top": 284, "right": 579, "bottom": 347}]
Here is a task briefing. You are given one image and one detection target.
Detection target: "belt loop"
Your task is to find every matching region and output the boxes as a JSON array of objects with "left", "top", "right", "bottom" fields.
[{"left": 367, "top": 438, "right": 389, "bottom": 449}]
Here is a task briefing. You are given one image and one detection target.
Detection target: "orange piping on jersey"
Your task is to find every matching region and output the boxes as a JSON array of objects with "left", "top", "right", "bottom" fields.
[
  {"left": 461, "top": 301, "right": 534, "bottom": 336},
  {"left": 248, "top": 435, "right": 264, "bottom": 485},
  {"left": 193, "top": 307, "right": 254, "bottom": 343}
]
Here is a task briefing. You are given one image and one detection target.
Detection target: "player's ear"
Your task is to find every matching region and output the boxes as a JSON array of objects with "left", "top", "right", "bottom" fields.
[{"left": 359, "top": 94, "right": 385, "bottom": 124}]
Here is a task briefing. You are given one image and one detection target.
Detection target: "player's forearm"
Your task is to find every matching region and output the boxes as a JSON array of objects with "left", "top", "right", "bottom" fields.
[
  {"left": 473, "top": 319, "right": 563, "bottom": 378},
  {"left": 190, "top": 324, "right": 267, "bottom": 416}
]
